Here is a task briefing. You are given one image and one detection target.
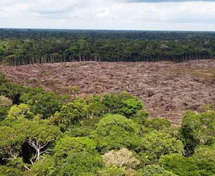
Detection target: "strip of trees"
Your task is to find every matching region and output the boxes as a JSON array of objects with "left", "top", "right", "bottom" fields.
[{"left": 0, "top": 29, "right": 214, "bottom": 66}]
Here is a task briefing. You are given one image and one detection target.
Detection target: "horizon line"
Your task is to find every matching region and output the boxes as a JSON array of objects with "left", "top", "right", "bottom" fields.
[{"left": 1, "top": 27, "right": 215, "bottom": 33}]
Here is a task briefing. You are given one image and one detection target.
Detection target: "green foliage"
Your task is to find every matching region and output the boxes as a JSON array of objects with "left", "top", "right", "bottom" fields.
[
  {"left": 0, "top": 74, "right": 24, "bottom": 104},
  {"left": 199, "top": 110, "right": 215, "bottom": 144},
  {"left": 0, "top": 74, "right": 67, "bottom": 120},
  {"left": 159, "top": 147, "right": 215, "bottom": 176},
  {"left": 57, "top": 151, "right": 103, "bottom": 176},
  {"left": 138, "top": 131, "right": 184, "bottom": 165},
  {"left": 86, "top": 96, "right": 108, "bottom": 118},
  {"left": 20, "top": 87, "right": 67, "bottom": 119},
  {"left": 142, "top": 165, "right": 165, "bottom": 176},
  {"left": 0, "top": 126, "right": 23, "bottom": 161},
  {"left": 0, "top": 45, "right": 4, "bottom": 58},
  {"left": 92, "top": 114, "right": 141, "bottom": 153},
  {"left": 51, "top": 100, "right": 89, "bottom": 130},
  {"left": 6, "top": 103, "right": 34, "bottom": 121},
  {"left": 144, "top": 118, "right": 171, "bottom": 131},
  {"left": 54, "top": 136, "right": 102, "bottom": 175},
  {"left": 54, "top": 136, "right": 97, "bottom": 159},
  {"left": 159, "top": 154, "right": 200, "bottom": 176},
  {"left": 7, "top": 120, "right": 62, "bottom": 164},
  {"left": 0, "top": 74, "right": 7, "bottom": 85},
  {"left": 97, "top": 166, "right": 126, "bottom": 176},
  {"left": 5, "top": 157, "right": 24, "bottom": 171},
  {"left": 1, "top": 30, "right": 214, "bottom": 65},
  {"left": 0, "top": 166, "right": 22, "bottom": 176},
  {"left": 137, "top": 167, "right": 177, "bottom": 176},
  {"left": 0, "top": 96, "right": 11, "bottom": 121},
  {"left": 0, "top": 107, "right": 9, "bottom": 121},
  {"left": 14, "top": 120, "right": 62, "bottom": 147},
  {"left": 102, "top": 92, "right": 148, "bottom": 120},
  {"left": 24, "top": 156, "right": 56, "bottom": 176},
  {"left": 180, "top": 110, "right": 215, "bottom": 156},
  {"left": 0, "top": 119, "right": 61, "bottom": 172},
  {"left": 162, "top": 126, "right": 180, "bottom": 139},
  {"left": 64, "top": 124, "right": 97, "bottom": 137},
  {"left": 180, "top": 111, "right": 201, "bottom": 156},
  {"left": 192, "top": 146, "right": 215, "bottom": 176},
  {"left": 51, "top": 93, "right": 148, "bottom": 132},
  {"left": 121, "top": 98, "right": 144, "bottom": 117}
]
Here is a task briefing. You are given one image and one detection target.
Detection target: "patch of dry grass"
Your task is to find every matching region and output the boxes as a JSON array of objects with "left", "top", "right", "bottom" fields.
[{"left": 167, "top": 67, "right": 215, "bottom": 80}]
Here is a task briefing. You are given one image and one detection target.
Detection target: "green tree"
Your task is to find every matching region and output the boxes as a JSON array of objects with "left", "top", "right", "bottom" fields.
[
  {"left": 180, "top": 110, "right": 215, "bottom": 156},
  {"left": 54, "top": 136, "right": 103, "bottom": 175},
  {"left": 92, "top": 114, "right": 141, "bottom": 153},
  {"left": 192, "top": 146, "right": 215, "bottom": 176},
  {"left": 138, "top": 131, "right": 184, "bottom": 165},
  {"left": 0, "top": 126, "right": 23, "bottom": 161},
  {"left": 144, "top": 118, "right": 171, "bottom": 131},
  {"left": 97, "top": 166, "right": 126, "bottom": 176},
  {"left": 51, "top": 100, "right": 88, "bottom": 131},
  {"left": 180, "top": 111, "right": 201, "bottom": 156},
  {"left": 0, "top": 45, "right": 4, "bottom": 62},
  {"left": 102, "top": 92, "right": 148, "bottom": 121},
  {"left": 58, "top": 151, "right": 103, "bottom": 176},
  {"left": 0, "top": 74, "right": 24, "bottom": 104},
  {"left": 24, "top": 156, "right": 56, "bottom": 176},
  {"left": 159, "top": 154, "right": 200, "bottom": 176},
  {"left": 14, "top": 120, "right": 62, "bottom": 163},
  {"left": 139, "top": 165, "right": 177, "bottom": 176},
  {"left": 20, "top": 88, "right": 67, "bottom": 119},
  {"left": 0, "top": 96, "right": 12, "bottom": 121},
  {"left": 6, "top": 103, "right": 34, "bottom": 121},
  {"left": 199, "top": 110, "right": 215, "bottom": 144},
  {"left": 54, "top": 136, "right": 97, "bottom": 161}
]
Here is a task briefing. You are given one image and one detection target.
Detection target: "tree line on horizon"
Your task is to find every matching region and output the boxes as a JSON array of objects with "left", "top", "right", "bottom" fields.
[{"left": 0, "top": 29, "right": 214, "bottom": 66}]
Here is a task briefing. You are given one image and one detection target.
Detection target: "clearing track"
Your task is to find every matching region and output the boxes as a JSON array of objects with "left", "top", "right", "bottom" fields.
[{"left": 1, "top": 59, "right": 215, "bottom": 125}]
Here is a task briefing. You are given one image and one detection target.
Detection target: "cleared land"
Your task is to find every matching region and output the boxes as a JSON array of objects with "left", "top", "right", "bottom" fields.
[{"left": 1, "top": 59, "right": 215, "bottom": 125}]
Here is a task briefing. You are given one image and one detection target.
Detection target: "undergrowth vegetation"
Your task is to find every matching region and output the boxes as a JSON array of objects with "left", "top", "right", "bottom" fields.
[{"left": 0, "top": 73, "right": 214, "bottom": 176}]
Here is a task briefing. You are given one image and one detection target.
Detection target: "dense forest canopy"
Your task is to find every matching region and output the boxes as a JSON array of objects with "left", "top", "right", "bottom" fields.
[
  {"left": 1, "top": 29, "right": 215, "bottom": 40},
  {"left": 0, "top": 74, "right": 215, "bottom": 175},
  {"left": 0, "top": 29, "right": 214, "bottom": 65}
]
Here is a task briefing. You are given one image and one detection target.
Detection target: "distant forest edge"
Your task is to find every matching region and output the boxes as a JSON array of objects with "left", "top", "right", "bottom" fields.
[{"left": 0, "top": 29, "right": 215, "bottom": 66}]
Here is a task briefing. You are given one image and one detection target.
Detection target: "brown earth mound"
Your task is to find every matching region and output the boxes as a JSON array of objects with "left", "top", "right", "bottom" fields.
[{"left": 0, "top": 59, "right": 215, "bottom": 125}]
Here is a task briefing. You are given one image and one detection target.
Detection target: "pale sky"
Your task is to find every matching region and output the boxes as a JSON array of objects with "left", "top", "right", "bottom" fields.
[{"left": 0, "top": 0, "right": 215, "bottom": 31}]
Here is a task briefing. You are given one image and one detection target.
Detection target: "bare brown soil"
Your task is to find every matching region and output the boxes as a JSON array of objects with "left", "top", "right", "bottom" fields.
[{"left": 1, "top": 59, "right": 215, "bottom": 125}]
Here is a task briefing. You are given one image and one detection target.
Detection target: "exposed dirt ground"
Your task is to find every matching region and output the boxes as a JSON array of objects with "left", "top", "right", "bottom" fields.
[{"left": 1, "top": 59, "right": 215, "bottom": 125}]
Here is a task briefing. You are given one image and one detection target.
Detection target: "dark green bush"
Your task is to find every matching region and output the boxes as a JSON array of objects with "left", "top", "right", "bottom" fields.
[
  {"left": 102, "top": 92, "right": 148, "bottom": 121},
  {"left": 92, "top": 114, "right": 141, "bottom": 153},
  {"left": 180, "top": 110, "right": 215, "bottom": 156},
  {"left": 159, "top": 154, "right": 200, "bottom": 176},
  {"left": 138, "top": 131, "right": 184, "bottom": 165},
  {"left": 0, "top": 166, "right": 22, "bottom": 176},
  {"left": 0, "top": 74, "right": 24, "bottom": 104},
  {"left": 54, "top": 136, "right": 103, "bottom": 175},
  {"left": 192, "top": 146, "right": 215, "bottom": 176},
  {"left": 20, "top": 87, "right": 67, "bottom": 119}
]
